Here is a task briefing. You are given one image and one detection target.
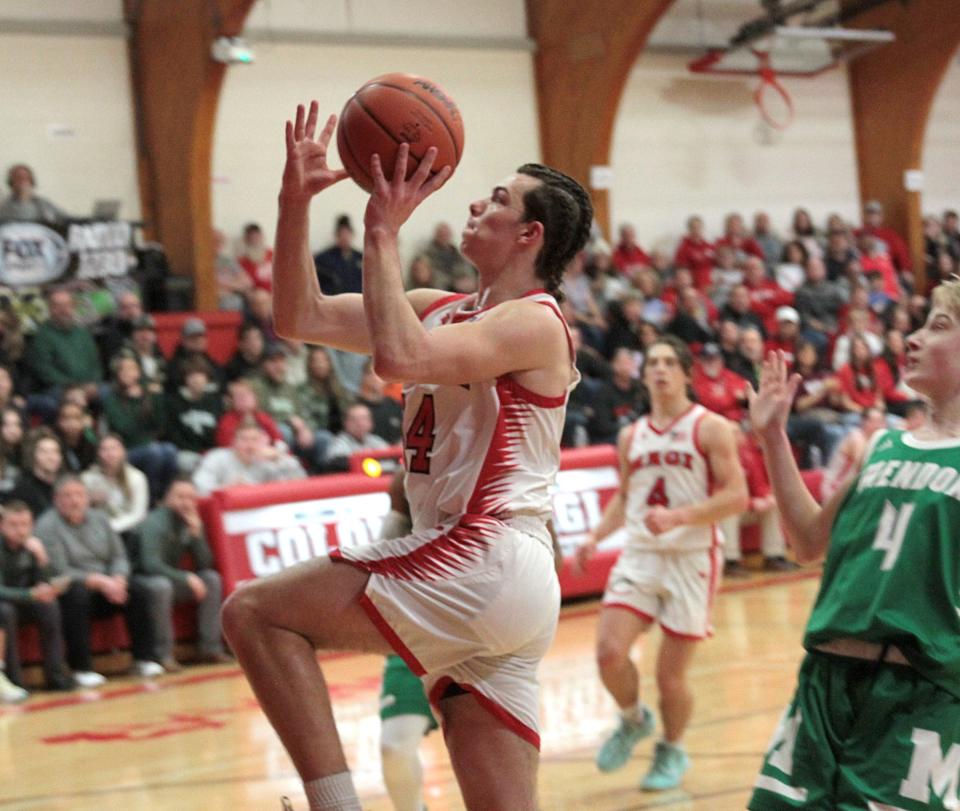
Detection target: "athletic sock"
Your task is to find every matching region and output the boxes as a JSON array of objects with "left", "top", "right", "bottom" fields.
[
  {"left": 303, "top": 772, "right": 362, "bottom": 811},
  {"left": 621, "top": 702, "right": 647, "bottom": 724}
]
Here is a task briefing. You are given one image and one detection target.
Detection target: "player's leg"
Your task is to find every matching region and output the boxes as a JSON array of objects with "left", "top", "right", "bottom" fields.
[
  {"left": 594, "top": 605, "right": 656, "bottom": 772},
  {"left": 221, "top": 557, "right": 392, "bottom": 808},
  {"left": 441, "top": 689, "right": 540, "bottom": 811}
]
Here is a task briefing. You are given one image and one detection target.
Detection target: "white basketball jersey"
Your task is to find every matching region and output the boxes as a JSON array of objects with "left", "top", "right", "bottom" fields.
[
  {"left": 403, "top": 291, "right": 577, "bottom": 531},
  {"left": 623, "top": 403, "right": 719, "bottom": 551}
]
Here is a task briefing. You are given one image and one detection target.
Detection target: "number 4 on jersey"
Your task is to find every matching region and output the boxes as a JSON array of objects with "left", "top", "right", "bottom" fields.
[
  {"left": 872, "top": 500, "right": 915, "bottom": 571},
  {"left": 405, "top": 394, "right": 437, "bottom": 474},
  {"left": 647, "top": 476, "right": 669, "bottom": 507}
]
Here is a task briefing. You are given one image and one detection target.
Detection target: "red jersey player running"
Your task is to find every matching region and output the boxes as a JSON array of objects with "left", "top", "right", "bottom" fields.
[
  {"left": 577, "top": 335, "right": 747, "bottom": 791},
  {"left": 221, "top": 102, "right": 592, "bottom": 811}
]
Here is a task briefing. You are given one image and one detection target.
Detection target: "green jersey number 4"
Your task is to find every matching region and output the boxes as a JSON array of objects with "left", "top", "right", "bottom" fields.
[{"left": 872, "top": 501, "right": 916, "bottom": 571}]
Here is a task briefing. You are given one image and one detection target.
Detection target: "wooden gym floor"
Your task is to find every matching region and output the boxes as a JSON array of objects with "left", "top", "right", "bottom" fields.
[{"left": 0, "top": 570, "right": 819, "bottom": 810}]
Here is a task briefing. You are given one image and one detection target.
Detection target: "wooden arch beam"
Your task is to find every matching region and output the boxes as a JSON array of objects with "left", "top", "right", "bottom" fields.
[
  {"left": 847, "top": 0, "right": 960, "bottom": 292},
  {"left": 125, "top": 0, "right": 256, "bottom": 311},
  {"left": 527, "top": 0, "right": 674, "bottom": 238}
]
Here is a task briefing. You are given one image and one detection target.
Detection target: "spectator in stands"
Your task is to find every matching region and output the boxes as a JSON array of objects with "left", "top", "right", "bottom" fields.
[
  {"left": 587, "top": 347, "right": 648, "bottom": 445},
  {"left": 132, "top": 477, "right": 230, "bottom": 671},
  {"left": 245, "top": 288, "right": 278, "bottom": 346},
  {"left": 357, "top": 361, "right": 403, "bottom": 446},
  {"left": 250, "top": 345, "right": 301, "bottom": 441},
  {"left": 224, "top": 322, "right": 266, "bottom": 382},
  {"left": 820, "top": 406, "right": 887, "bottom": 501},
  {"left": 906, "top": 293, "right": 930, "bottom": 332},
  {"left": 787, "top": 340, "right": 844, "bottom": 468},
  {"left": 612, "top": 223, "right": 651, "bottom": 276},
  {"left": 857, "top": 232, "right": 902, "bottom": 302},
  {"left": 835, "top": 334, "right": 885, "bottom": 425},
  {"left": 54, "top": 401, "right": 97, "bottom": 473},
  {"left": 774, "top": 239, "right": 809, "bottom": 293},
  {"left": 743, "top": 255, "right": 793, "bottom": 336},
  {"left": 8, "top": 428, "right": 63, "bottom": 518},
  {"left": 856, "top": 199, "right": 912, "bottom": 276},
  {"left": 634, "top": 267, "right": 671, "bottom": 329},
  {"left": 691, "top": 342, "right": 748, "bottom": 423},
  {"left": 237, "top": 222, "right": 274, "bottom": 292},
  {"left": 717, "top": 319, "right": 752, "bottom": 382},
  {"left": 419, "top": 222, "right": 474, "bottom": 291},
  {"left": 563, "top": 326, "right": 610, "bottom": 447},
  {"left": 929, "top": 250, "right": 959, "bottom": 295},
  {"left": 944, "top": 209, "right": 960, "bottom": 262},
  {"left": 874, "top": 327, "right": 920, "bottom": 417},
  {"left": 166, "top": 317, "right": 223, "bottom": 394},
  {"left": 823, "top": 229, "right": 858, "bottom": 283},
  {"left": 102, "top": 355, "right": 177, "bottom": 504},
  {"left": 719, "top": 284, "right": 765, "bottom": 337},
  {"left": 314, "top": 214, "right": 362, "bottom": 295},
  {"left": 0, "top": 407, "right": 25, "bottom": 497},
  {"left": 737, "top": 326, "right": 766, "bottom": 390},
  {"left": 119, "top": 314, "right": 167, "bottom": 394},
  {"left": 165, "top": 359, "right": 222, "bottom": 472},
  {"left": 752, "top": 211, "right": 783, "bottom": 269},
  {"left": 322, "top": 403, "right": 391, "bottom": 472},
  {"left": 716, "top": 212, "right": 764, "bottom": 265},
  {"left": 0, "top": 367, "right": 22, "bottom": 420},
  {"left": 603, "top": 292, "right": 646, "bottom": 358},
  {"left": 563, "top": 251, "right": 607, "bottom": 351},
  {"left": 720, "top": 424, "right": 797, "bottom": 577},
  {"left": 0, "top": 500, "right": 74, "bottom": 692},
  {"left": 791, "top": 207, "right": 822, "bottom": 259},
  {"left": 708, "top": 244, "right": 742, "bottom": 305},
  {"left": 665, "top": 286, "right": 714, "bottom": 347},
  {"left": 97, "top": 290, "right": 143, "bottom": 365},
  {"left": 405, "top": 254, "right": 436, "bottom": 290},
  {"left": 40, "top": 476, "right": 161, "bottom": 682},
  {"left": 794, "top": 255, "right": 847, "bottom": 353},
  {"left": 831, "top": 308, "right": 883, "bottom": 370},
  {"left": 81, "top": 434, "right": 150, "bottom": 536},
  {"left": 215, "top": 377, "right": 284, "bottom": 448},
  {"left": 194, "top": 419, "right": 305, "bottom": 495},
  {"left": 0, "top": 300, "right": 26, "bottom": 374},
  {"left": 589, "top": 247, "right": 630, "bottom": 308},
  {"left": 673, "top": 215, "right": 715, "bottom": 290},
  {"left": 0, "top": 164, "right": 67, "bottom": 225},
  {"left": 214, "top": 228, "right": 252, "bottom": 311},
  {"left": 25, "top": 288, "right": 103, "bottom": 420},
  {"left": 297, "top": 346, "right": 349, "bottom": 438},
  {"left": 280, "top": 339, "right": 309, "bottom": 387},
  {"left": 765, "top": 306, "right": 802, "bottom": 368}
]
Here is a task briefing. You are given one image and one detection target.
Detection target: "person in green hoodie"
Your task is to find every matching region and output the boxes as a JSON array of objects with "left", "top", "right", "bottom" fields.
[{"left": 165, "top": 358, "right": 223, "bottom": 473}]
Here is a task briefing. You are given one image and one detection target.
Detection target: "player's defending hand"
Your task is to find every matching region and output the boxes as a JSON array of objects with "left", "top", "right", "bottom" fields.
[
  {"left": 747, "top": 350, "right": 801, "bottom": 445},
  {"left": 364, "top": 143, "right": 452, "bottom": 236},
  {"left": 280, "top": 101, "right": 348, "bottom": 204}
]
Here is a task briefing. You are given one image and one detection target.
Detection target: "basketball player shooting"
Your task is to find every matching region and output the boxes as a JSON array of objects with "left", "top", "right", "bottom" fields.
[
  {"left": 577, "top": 336, "right": 747, "bottom": 791},
  {"left": 221, "top": 101, "right": 592, "bottom": 811}
]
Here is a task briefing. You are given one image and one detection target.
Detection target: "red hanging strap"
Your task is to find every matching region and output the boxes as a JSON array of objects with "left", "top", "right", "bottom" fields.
[{"left": 752, "top": 49, "right": 794, "bottom": 130}]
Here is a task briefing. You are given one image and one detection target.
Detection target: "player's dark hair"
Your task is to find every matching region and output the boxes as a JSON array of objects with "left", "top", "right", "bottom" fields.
[
  {"left": 516, "top": 163, "right": 593, "bottom": 302},
  {"left": 646, "top": 334, "right": 695, "bottom": 377}
]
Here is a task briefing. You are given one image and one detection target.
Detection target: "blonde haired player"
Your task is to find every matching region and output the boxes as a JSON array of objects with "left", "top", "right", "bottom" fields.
[
  {"left": 578, "top": 335, "right": 747, "bottom": 790},
  {"left": 222, "top": 101, "right": 592, "bottom": 811}
]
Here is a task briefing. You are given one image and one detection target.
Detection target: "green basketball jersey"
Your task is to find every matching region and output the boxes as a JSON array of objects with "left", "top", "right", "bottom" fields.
[{"left": 804, "top": 430, "right": 960, "bottom": 699}]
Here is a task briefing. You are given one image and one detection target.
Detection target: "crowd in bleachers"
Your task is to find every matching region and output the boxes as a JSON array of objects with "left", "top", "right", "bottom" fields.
[{"left": 0, "top": 157, "right": 957, "bottom": 701}]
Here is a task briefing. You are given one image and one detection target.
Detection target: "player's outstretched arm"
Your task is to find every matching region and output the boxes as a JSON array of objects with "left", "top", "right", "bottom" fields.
[
  {"left": 577, "top": 426, "right": 632, "bottom": 571},
  {"left": 273, "top": 101, "right": 370, "bottom": 352},
  {"left": 747, "top": 350, "right": 847, "bottom": 562}
]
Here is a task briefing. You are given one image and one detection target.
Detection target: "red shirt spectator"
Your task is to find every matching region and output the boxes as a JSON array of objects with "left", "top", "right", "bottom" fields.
[
  {"left": 612, "top": 224, "right": 650, "bottom": 274},
  {"left": 674, "top": 215, "right": 715, "bottom": 289},
  {"left": 743, "top": 256, "right": 794, "bottom": 335},
  {"left": 716, "top": 213, "right": 765, "bottom": 262},
  {"left": 237, "top": 223, "right": 274, "bottom": 292},
  {"left": 764, "top": 306, "right": 802, "bottom": 368},
  {"left": 855, "top": 200, "right": 912, "bottom": 273},
  {"left": 857, "top": 235, "right": 901, "bottom": 300},
  {"left": 216, "top": 378, "right": 284, "bottom": 447},
  {"left": 691, "top": 344, "right": 748, "bottom": 422},
  {"left": 836, "top": 335, "right": 885, "bottom": 413}
]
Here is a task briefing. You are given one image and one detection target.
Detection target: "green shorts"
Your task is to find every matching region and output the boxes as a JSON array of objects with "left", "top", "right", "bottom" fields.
[
  {"left": 749, "top": 651, "right": 960, "bottom": 810},
  {"left": 379, "top": 655, "right": 438, "bottom": 730}
]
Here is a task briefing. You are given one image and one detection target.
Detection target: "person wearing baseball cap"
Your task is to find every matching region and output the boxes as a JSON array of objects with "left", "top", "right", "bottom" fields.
[
  {"left": 766, "top": 307, "right": 801, "bottom": 368},
  {"left": 167, "top": 318, "right": 222, "bottom": 394}
]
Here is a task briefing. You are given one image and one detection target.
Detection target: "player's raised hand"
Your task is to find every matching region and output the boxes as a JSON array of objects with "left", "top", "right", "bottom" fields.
[
  {"left": 747, "top": 350, "right": 801, "bottom": 444},
  {"left": 280, "top": 101, "right": 348, "bottom": 203},
  {"left": 364, "top": 143, "right": 452, "bottom": 235}
]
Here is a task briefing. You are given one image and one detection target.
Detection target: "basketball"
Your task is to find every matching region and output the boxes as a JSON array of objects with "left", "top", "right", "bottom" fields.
[{"left": 336, "top": 73, "right": 464, "bottom": 193}]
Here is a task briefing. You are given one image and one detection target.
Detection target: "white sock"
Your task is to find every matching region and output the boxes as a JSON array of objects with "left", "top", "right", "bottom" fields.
[
  {"left": 381, "top": 714, "right": 431, "bottom": 811},
  {"left": 621, "top": 702, "right": 648, "bottom": 724},
  {"left": 303, "top": 772, "right": 361, "bottom": 811}
]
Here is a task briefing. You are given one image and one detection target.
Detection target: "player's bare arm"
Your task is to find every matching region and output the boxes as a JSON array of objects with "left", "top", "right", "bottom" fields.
[
  {"left": 748, "top": 349, "right": 851, "bottom": 562},
  {"left": 576, "top": 425, "right": 632, "bottom": 570},
  {"left": 272, "top": 102, "right": 450, "bottom": 352},
  {"left": 644, "top": 413, "right": 748, "bottom": 535}
]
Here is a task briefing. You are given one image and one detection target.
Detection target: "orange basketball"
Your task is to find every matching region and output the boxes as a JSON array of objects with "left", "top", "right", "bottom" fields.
[{"left": 336, "top": 73, "right": 465, "bottom": 193}]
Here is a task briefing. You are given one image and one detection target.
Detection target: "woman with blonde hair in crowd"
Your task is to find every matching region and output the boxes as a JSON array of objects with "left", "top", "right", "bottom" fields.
[{"left": 81, "top": 433, "right": 149, "bottom": 536}]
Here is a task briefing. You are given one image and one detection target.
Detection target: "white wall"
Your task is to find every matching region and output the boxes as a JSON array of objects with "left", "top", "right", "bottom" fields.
[
  {"left": 212, "top": 42, "right": 540, "bottom": 262},
  {"left": 609, "top": 52, "right": 861, "bottom": 252},
  {"left": 0, "top": 32, "right": 141, "bottom": 221},
  {"left": 922, "top": 51, "right": 960, "bottom": 217}
]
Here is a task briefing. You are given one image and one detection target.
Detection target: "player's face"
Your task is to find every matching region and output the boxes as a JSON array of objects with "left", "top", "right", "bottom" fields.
[
  {"left": 461, "top": 174, "right": 539, "bottom": 269},
  {"left": 904, "top": 305, "right": 960, "bottom": 399},
  {"left": 643, "top": 344, "right": 688, "bottom": 399}
]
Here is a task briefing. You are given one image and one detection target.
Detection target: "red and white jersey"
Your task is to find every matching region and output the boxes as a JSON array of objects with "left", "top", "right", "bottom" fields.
[
  {"left": 623, "top": 403, "right": 719, "bottom": 551},
  {"left": 403, "top": 290, "right": 577, "bottom": 531}
]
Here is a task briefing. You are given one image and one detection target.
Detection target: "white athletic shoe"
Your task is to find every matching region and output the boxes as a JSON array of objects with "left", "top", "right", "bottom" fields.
[
  {"left": 132, "top": 660, "right": 165, "bottom": 678},
  {"left": 72, "top": 670, "right": 107, "bottom": 688},
  {"left": 0, "top": 671, "right": 29, "bottom": 703}
]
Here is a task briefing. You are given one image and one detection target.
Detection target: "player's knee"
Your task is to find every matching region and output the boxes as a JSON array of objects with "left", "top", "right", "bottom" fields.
[
  {"left": 596, "top": 638, "right": 630, "bottom": 671},
  {"left": 220, "top": 585, "right": 260, "bottom": 645}
]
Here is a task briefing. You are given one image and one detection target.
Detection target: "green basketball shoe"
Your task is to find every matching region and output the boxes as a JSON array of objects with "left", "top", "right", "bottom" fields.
[
  {"left": 640, "top": 740, "right": 690, "bottom": 791},
  {"left": 595, "top": 705, "right": 655, "bottom": 772}
]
